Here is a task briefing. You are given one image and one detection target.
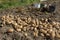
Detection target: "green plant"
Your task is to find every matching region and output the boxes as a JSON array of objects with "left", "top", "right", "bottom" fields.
[{"left": 0, "top": 0, "right": 41, "bottom": 9}]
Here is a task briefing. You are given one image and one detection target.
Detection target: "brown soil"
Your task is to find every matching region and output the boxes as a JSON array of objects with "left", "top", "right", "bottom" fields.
[{"left": 0, "top": 0, "right": 60, "bottom": 40}]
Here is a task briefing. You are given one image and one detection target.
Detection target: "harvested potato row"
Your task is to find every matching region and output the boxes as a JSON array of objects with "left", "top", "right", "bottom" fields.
[{"left": 0, "top": 14, "right": 60, "bottom": 39}]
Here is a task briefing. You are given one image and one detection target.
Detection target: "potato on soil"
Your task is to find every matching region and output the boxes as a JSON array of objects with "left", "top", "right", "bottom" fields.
[{"left": 7, "top": 28, "right": 14, "bottom": 33}]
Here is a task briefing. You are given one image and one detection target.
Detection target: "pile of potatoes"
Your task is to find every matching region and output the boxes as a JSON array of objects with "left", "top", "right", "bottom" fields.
[{"left": 0, "top": 14, "right": 60, "bottom": 39}]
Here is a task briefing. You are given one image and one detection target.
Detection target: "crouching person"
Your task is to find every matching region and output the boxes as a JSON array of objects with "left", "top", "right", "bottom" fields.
[
  {"left": 47, "top": 4, "right": 56, "bottom": 13},
  {"left": 40, "top": 3, "right": 48, "bottom": 12}
]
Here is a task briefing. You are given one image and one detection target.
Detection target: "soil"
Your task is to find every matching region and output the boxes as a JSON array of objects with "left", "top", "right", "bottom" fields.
[{"left": 0, "top": 0, "right": 60, "bottom": 40}]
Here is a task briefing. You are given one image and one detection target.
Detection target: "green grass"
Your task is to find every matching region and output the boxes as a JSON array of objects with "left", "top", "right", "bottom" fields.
[{"left": 0, "top": 0, "right": 40, "bottom": 9}]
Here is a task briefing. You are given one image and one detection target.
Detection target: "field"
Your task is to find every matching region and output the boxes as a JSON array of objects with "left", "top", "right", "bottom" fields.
[
  {"left": 0, "top": 0, "right": 60, "bottom": 40},
  {"left": 0, "top": 0, "right": 40, "bottom": 9}
]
